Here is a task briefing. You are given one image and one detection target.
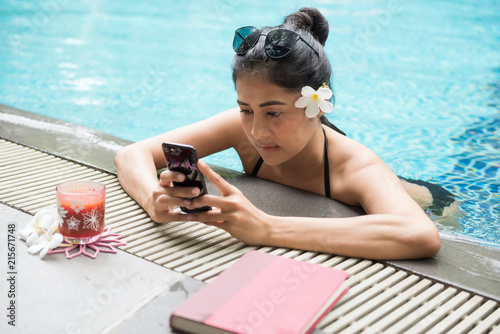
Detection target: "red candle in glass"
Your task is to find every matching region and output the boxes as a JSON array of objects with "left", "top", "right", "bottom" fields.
[{"left": 56, "top": 180, "right": 106, "bottom": 244}]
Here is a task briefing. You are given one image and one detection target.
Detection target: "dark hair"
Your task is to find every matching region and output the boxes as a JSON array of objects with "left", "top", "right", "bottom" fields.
[{"left": 232, "top": 8, "right": 344, "bottom": 134}]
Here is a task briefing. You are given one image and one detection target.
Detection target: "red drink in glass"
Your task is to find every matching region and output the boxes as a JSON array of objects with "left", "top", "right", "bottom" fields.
[{"left": 56, "top": 180, "right": 106, "bottom": 244}]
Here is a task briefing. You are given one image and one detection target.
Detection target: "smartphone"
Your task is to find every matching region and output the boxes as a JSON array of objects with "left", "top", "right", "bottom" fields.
[{"left": 162, "top": 142, "right": 211, "bottom": 213}]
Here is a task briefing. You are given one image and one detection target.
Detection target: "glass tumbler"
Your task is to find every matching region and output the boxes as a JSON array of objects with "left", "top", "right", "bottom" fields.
[{"left": 56, "top": 180, "right": 106, "bottom": 244}]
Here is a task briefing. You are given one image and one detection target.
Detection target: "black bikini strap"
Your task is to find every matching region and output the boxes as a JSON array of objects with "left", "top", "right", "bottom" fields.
[
  {"left": 323, "top": 128, "right": 331, "bottom": 198},
  {"left": 251, "top": 157, "right": 264, "bottom": 176}
]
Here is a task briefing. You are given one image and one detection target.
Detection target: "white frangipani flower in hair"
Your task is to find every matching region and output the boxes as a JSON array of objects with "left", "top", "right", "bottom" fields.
[{"left": 295, "top": 85, "right": 334, "bottom": 118}]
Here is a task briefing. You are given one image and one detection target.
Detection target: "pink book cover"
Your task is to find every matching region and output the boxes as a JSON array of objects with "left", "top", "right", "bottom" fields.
[{"left": 170, "top": 250, "right": 349, "bottom": 334}]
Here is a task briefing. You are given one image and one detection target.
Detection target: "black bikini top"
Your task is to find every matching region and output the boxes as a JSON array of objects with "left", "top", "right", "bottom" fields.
[{"left": 251, "top": 127, "right": 343, "bottom": 198}]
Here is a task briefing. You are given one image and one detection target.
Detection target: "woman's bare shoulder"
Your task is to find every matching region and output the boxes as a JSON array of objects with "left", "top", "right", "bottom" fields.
[
  {"left": 328, "top": 130, "right": 391, "bottom": 204},
  {"left": 329, "top": 131, "right": 383, "bottom": 172}
]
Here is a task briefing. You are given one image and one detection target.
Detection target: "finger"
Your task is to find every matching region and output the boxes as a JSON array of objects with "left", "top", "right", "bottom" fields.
[
  {"left": 198, "top": 160, "right": 238, "bottom": 196},
  {"left": 187, "top": 208, "right": 232, "bottom": 225},
  {"left": 189, "top": 194, "right": 229, "bottom": 211},
  {"left": 159, "top": 170, "right": 185, "bottom": 187},
  {"left": 156, "top": 193, "right": 192, "bottom": 209},
  {"left": 165, "top": 186, "right": 201, "bottom": 199}
]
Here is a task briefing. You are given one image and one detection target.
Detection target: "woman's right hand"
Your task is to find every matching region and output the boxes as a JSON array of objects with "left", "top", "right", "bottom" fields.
[{"left": 146, "top": 170, "right": 201, "bottom": 223}]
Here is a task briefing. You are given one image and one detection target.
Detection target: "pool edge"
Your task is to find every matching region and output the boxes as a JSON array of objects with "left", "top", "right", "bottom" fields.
[{"left": 1, "top": 103, "right": 499, "bottom": 302}]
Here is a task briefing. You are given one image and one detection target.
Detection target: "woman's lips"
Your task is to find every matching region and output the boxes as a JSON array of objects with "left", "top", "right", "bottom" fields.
[{"left": 256, "top": 143, "right": 279, "bottom": 152}]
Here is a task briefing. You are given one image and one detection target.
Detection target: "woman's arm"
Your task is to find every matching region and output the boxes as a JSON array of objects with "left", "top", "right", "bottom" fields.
[
  {"left": 265, "top": 163, "right": 440, "bottom": 260},
  {"left": 265, "top": 213, "right": 439, "bottom": 260},
  {"left": 188, "top": 161, "right": 440, "bottom": 260},
  {"left": 114, "top": 108, "right": 242, "bottom": 222}
]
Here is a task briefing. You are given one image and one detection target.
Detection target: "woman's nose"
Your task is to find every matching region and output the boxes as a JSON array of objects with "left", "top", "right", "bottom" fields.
[{"left": 251, "top": 117, "right": 272, "bottom": 139}]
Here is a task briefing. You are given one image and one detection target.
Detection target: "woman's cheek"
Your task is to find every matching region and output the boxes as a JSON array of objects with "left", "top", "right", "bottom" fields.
[
  {"left": 240, "top": 114, "right": 253, "bottom": 135},
  {"left": 271, "top": 113, "right": 298, "bottom": 133}
]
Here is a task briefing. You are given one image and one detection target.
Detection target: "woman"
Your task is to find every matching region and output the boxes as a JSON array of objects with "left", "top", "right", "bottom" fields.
[{"left": 115, "top": 8, "right": 440, "bottom": 260}]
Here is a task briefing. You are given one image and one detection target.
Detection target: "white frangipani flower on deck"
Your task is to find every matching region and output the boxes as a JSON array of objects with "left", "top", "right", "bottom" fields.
[
  {"left": 19, "top": 206, "right": 64, "bottom": 259},
  {"left": 295, "top": 85, "right": 334, "bottom": 118},
  {"left": 18, "top": 207, "right": 59, "bottom": 247},
  {"left": 27, "top": 221, "right": 64, "bottom": 259}
]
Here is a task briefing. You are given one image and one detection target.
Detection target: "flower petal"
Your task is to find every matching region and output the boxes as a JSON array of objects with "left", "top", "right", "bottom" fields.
[
  {"left": 39, "top": 214, "right": 53, "bottom": 232},
  {"left": 25, "top": 219, "right": 35, "bottom": 229},
  {"left": 18, "top": 227, "right": 33, "bottom": 241},
  {"left": 295, "top": 96, "right": 311, "bottom": 108},
  {"left": 301, "top": 86, "right": 316, "bottom": 97},
  {"left": 39, "top": 246, "right": 49, "bottom": 259},
  {"left": 305, "top": 102, "right": 320, "bottom": 118},
  {"left": 47, "top": 221, "right": 60, "bottom": 236},
  {"left": 33, "top": 209, "right": 49, "bottom": 228},
  {"left": 26, "top": 231, "right": 39, "bottom": 247},
  {"left": 37, "top": 234, "right": 49, "bottom": 245},
  {"left": 27, "top": 244, "right": 44, "bottom": 255},
  {"left": 48, "top": 233, "right": 64, "bottom": 249},
  {"left": 317, "top": 87, "right": 333, "bottom": 100},
  {"left": 33, "top": 208, "right": 49, "bottom": 221},
  {"left": 48, "top": 206, "right": 59, "bottom": 218},
  {"left": 318, "top": 99, "right": 334, "bottom": 113}
]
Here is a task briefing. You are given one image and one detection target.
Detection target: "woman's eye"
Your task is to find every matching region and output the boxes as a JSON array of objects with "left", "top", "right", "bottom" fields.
[
  {"left": 267, "top": 112, "right": 281, "bottom": 118},
  {"left": 240, "top": 109, "right": 253, "bottom": 114}
]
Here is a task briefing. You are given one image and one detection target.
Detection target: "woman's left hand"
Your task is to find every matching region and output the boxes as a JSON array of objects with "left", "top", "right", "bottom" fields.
[{"left": 185, "top": 161, "right": 271, "bottom": 246}]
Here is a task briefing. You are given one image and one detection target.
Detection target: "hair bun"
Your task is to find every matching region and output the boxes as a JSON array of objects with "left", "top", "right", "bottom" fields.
[{"left": 284, "top": 7, "right": 329, "bottom": 46}]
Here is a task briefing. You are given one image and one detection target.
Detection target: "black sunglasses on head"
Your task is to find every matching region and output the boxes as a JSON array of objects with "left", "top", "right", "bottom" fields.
[{"left": 233, "top": 26, "right": 319, "bottom": 58}]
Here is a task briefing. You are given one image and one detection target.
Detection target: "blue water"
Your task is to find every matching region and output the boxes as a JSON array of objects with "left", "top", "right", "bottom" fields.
[{"left": 1, "top": 0, "right": 499, "bottom": 246}]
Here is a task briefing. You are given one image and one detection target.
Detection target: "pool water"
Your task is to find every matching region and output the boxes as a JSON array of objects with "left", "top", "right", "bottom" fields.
[{"left": 1, "top": 0, "right": 499, "bottom": 246}]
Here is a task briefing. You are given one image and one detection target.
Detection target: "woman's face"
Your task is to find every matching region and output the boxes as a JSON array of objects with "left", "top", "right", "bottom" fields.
[{"left": 236, "top": 76, "right": 320, "bottom": 167}]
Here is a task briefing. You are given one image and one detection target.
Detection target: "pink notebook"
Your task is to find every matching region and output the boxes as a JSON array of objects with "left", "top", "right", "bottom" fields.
[{"left": 170, "top": 251, "right": 349, "bottom": 334}]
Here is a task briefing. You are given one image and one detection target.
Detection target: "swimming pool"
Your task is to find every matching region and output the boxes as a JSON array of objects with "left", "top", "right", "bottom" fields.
[{"left": 1, "top": 0, "right": 499, "bottom": 246}]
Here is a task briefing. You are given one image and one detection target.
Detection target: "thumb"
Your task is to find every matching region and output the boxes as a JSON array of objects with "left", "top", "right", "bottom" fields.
[{"left": 198, "top": 160, "right": 236, "bottom": 196}]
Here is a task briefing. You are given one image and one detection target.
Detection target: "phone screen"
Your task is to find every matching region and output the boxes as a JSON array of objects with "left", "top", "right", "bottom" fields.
[{"left": 162, "top": 142, "right": 210, "bottom": 213}]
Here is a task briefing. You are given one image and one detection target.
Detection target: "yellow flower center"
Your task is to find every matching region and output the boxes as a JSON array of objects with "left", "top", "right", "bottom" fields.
[
  {"left": 311, "top": 93, "right": 319, "bottom": 101},
  {"left": 34, "top": 221, "right": 45, "bottom": 234}
]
